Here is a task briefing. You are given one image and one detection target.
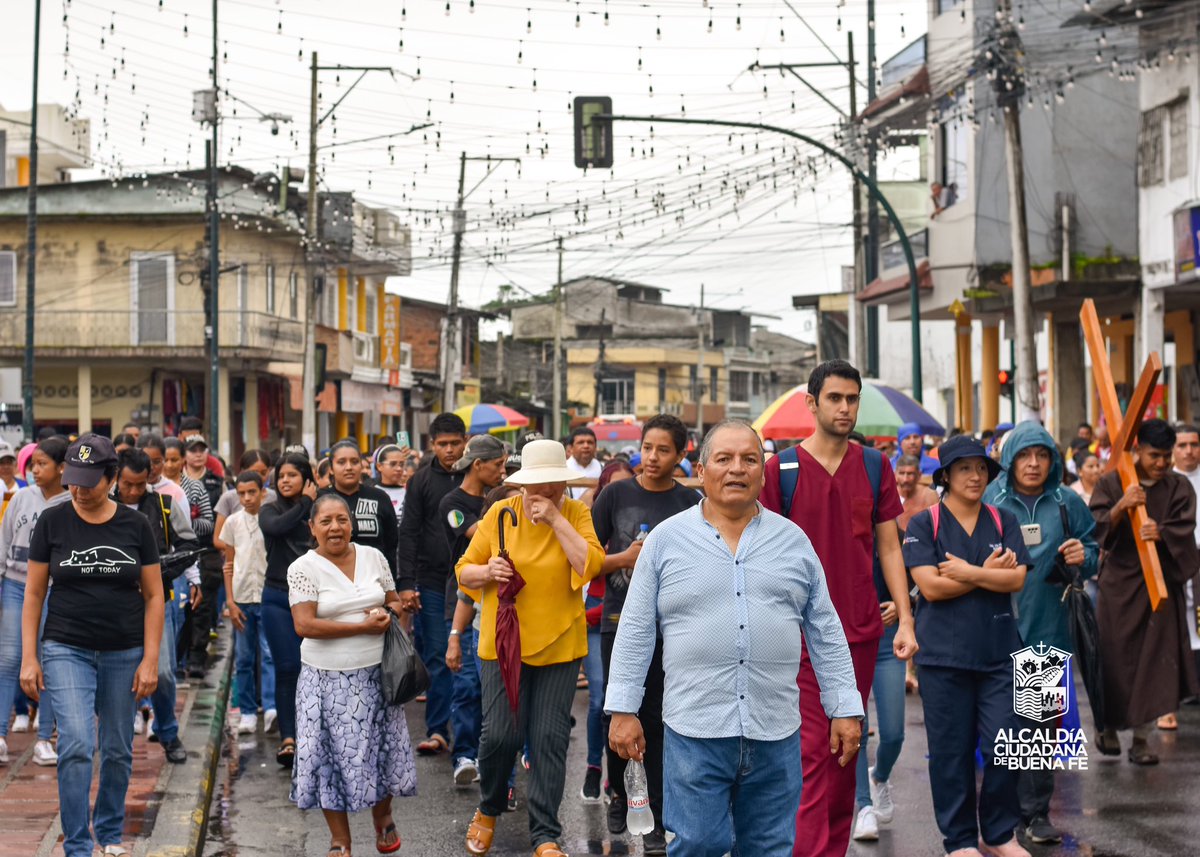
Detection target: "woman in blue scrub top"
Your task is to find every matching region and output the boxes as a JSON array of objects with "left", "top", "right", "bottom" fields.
[{"left": 902, "top": 436, "right": 1033, "bottom": 857}]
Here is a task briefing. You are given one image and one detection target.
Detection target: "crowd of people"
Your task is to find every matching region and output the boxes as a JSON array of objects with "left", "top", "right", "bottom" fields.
[{"left": 1, "top": 357, "right": 1198, "bottom": 857}]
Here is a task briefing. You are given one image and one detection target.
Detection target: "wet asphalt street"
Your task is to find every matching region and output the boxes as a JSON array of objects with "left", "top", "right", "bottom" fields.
[{"left": 204, "top": 683, "right": 1200, "bottom": 857}]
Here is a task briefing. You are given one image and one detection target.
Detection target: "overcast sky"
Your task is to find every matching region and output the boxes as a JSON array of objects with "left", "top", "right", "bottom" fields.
[{"left": 0, "top": 0, "right": 928, "bottom": 335}]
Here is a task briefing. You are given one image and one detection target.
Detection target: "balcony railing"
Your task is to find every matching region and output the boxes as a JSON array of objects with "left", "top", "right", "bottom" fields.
[{"left": 0, "top": 309, "right": 305, "bottom": 357}]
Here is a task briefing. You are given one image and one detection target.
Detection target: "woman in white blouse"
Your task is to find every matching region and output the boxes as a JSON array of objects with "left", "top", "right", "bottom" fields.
[{"left": 288, "top": 493, "right": 416, "bottom": 857}]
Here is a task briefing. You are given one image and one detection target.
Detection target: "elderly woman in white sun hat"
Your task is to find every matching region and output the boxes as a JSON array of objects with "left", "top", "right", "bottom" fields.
[{"left": 455, "top": 439, "right": 605, "bottom": 857}]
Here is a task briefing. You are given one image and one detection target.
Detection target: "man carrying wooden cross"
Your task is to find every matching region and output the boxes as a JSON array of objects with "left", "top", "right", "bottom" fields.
[{"left": 1091, "top": 418, "right": 1199, "bottom": 765}]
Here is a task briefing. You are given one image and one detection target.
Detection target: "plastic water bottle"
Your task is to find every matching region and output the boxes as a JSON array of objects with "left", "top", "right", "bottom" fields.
[
  {"left": 624, "top": 759, "right": 655, "bottom": 835},
  {"left": 618, "top": 525, "right": 651, "bottom": 589}
]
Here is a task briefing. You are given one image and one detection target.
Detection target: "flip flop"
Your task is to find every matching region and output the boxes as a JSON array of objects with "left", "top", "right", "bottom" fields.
[
  {"left": 276, "top": 738, "right": 296, "bottom": 768},
  {"left": 375, "top": 821, "right": 401, "bottom": 854},
  {"left": 416, "top": 733, "right": 449, "bottom": 755}
]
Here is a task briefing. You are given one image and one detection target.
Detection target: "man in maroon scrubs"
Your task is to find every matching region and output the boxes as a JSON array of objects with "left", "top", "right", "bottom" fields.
[{"left": 761, "top": 360, "right": 918, "bottom": 857}]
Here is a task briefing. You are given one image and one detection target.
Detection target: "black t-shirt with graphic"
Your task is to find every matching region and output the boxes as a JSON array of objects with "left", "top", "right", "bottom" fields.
[
  {"left": 439, "top": 487, "right": 485, "bottom": 622},
  {"left": 591, "top": 477, "right": 702, "bottom": 633},
  {"left": 30, "top": 502, "right": 161, "bottom": 651},
  {"left": 318, "top": 485, "right": 400, "bottom": 580}
]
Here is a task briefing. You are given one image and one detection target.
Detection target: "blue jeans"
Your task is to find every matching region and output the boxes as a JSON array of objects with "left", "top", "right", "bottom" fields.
[
  {"left": 450, "top": 625, "right": 481, "bottom": 763},
  {"left": 43, "top": 640, "right": 143, "bottom": 857},
  {"left": 261, "top": 587, "right": 302, "bottom": 740},
  {"left": 0, "top": 577, "right": 56, "bottom": 740},
  {"left": 663, "top": 725, "right": 802, "bottom": 857},
  {"left": 583, "top": 621, "right": 604, "bottom": 767},
  {"left": 855, "top": 623, "right": 906, "bottom": 807},
  {"left": 147, "top": 587, "right": 181, "bottom": 744},
  {"left": 234, "top": 603, "right": 276, "bottom": 713},
  {"left": 415, "top": 584, "right": 452, "bottom": 740}
]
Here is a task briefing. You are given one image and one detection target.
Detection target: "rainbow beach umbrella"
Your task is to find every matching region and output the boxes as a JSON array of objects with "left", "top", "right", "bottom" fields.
[
  {"left": 753, "top": 381, "right": 945, "bottom": 441},
  {"left": 454, "top": 403, "right": 531, "bottom": 435}
]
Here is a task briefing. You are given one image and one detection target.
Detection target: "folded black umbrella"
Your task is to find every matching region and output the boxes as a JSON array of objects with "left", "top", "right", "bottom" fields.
[{"left": 1049, "top": 556, "right": 1107, "bottom": 734}]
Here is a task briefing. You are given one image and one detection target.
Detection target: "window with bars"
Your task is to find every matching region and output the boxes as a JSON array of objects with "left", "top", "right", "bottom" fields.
[
  {"left": 1139, "top": 105, "right": 1166, "bottom": 187},
  {"left": 0, "top": 252, "right": 15, "bottom": 307},
  {"left": 1170, "top": 96, "right": 1189, "bottom": 181},
  {"left": 730, "top": 371, "right": 750, "bottom": 402},
  {"left": 289, "top": 272, "right": 299, "bottom": 319},
  {"left": 131, "top": 254, "right": 173, "bottom": 345},
  {"left": 265, "top": 265, "right": 276, "bottom": 314}
]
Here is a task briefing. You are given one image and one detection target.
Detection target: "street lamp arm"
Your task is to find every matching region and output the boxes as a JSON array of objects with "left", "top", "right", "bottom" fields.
[{"left": 598, "top": 113, "right": 924, "bottom": 401}]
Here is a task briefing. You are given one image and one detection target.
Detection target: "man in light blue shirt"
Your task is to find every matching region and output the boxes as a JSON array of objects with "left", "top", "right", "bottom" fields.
[{"left": 606, "top": 421, "right": 864, "bottom": 857}]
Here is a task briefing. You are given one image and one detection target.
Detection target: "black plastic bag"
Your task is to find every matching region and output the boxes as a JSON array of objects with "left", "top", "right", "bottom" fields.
[{"left": 381, "top": 611, "right": 429, "bottom": 706}]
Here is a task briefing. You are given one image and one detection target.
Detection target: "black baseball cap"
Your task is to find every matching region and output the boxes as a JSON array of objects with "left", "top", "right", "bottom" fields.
[
  {"left": 63, "top": 433, "right": 118, "bottom": 488},
  {"left": 516, "top": 430, "right": 545, "bottom": 452},
  {"left": 184, "top": 434, "right": 209, "bottom": 451}
]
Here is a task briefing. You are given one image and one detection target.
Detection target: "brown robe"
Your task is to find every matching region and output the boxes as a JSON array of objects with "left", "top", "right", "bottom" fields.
[{"left": 1091, "top": 470, "right": 1199, "bottom": 729}]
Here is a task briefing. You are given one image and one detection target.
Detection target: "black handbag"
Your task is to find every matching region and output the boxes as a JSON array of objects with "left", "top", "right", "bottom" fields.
[{"left": 380, "top": 610, "right": 430, "bottom": 706}]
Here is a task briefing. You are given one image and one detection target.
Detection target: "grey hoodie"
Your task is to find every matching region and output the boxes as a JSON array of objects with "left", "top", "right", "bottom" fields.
[{"left": 0, "top": 485, "right": 72, "bottom": 585}]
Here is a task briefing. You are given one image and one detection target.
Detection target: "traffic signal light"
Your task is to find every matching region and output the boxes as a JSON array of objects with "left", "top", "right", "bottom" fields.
[
  {"left": 574, "top": 96, "right": 613, "bottom": 169},
  {"left": 998, "top": 369, "right": 1014, "bottom": 397}
]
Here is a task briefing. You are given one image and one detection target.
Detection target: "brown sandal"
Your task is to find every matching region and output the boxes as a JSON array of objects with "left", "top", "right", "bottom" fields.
[
  {"left": 465, "top": 810, "right": 496, "bottom": 856},
  {"left": 534, "top": 845, "right": 568, "bottom": 857}
]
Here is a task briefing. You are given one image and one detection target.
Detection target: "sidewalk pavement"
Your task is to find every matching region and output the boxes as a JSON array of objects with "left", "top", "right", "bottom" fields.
[{"left": 0, "top": 633, "right": 233, "bottom": 857}]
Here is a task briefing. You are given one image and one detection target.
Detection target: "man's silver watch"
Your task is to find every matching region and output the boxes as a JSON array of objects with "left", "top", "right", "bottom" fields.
[{"left": 448, "top": 629, "right": 462, "bottom": 637}]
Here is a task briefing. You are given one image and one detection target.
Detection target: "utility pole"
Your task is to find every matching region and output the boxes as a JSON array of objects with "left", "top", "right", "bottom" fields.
[
  {"left": 299, "top": 57, "right": 395, "bottom": 457},
  {"left": 22, "top": 0, "right": 40, "bottom": 442},
  {"left": 993, "top": 3, "right": 1039, "bottom": 421},
  {"left": 865, "top": 0, "right": 881, "bottom": 378},
  {"left": 207, "top": 0, "right": 220, "bottom": 451},
  {"left": 552, "top": 237, "right": 564, "bottom": 439},
  {"left": 443, "top": 152, "right": 467, "bottom": 414},
  {"left": 848, "top": 30, "right": 868, "bottom": 373},
  {"left": 592, "top": 307, "right": 607, "bottom": 416},
  {"left": 301, "top": 51, "right": 320, "bottom": 457},
  {"left": 695, "top": 283, "right": 706, "bottom": 438}
]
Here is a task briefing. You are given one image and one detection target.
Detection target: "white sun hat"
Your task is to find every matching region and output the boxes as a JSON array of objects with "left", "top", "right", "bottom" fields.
[{"left": 505, "top": 439, "right": 576, "bottom": 485}]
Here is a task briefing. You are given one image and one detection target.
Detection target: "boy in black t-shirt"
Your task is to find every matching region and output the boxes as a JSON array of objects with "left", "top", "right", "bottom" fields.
[
  {"left": 439, "top": 435, "right": 508, "bottom": 787},
  {"left": 592, "top": 415, "right": 699, "bottom": 854}
]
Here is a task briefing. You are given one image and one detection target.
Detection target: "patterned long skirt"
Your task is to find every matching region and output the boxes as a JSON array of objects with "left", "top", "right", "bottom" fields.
[{"left": 291, "top": 664, "right": 417, "bottom": 812}]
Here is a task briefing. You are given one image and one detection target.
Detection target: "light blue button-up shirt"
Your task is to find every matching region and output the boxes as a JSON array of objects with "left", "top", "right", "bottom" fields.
[{"left": 604, "top": 502, "right": 864, "bottom": 741}]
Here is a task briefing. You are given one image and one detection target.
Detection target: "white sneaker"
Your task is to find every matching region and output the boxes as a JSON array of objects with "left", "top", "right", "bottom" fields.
[
  {"left": 263, "top": 709, "right": 278, "bottom": 734},
  {"left": 453, "top": 757, "right": 479, "bottom": 786},
  {"left": 853, "top": 805, "right": 879, "bottom": 842},
  {"left": 869, "top": 766, "right": 895, "bottom": 824},
  {"left": 10, "top": 714, "right": 30, "bottom": 733},
  {"left": 133, "top": 711, "right": 146, "bottom": 735},
  {"left": 237, "top": 713, "right": 258, "bottom": 735},
  {"left": 32, "top": 740, "right": 58, "bottom": 766},
  {"left": 0, "top": 736, "right": 8, "bottom": 765}
]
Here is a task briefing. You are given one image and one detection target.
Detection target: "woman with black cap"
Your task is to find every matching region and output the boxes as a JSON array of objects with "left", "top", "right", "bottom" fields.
[
  {"left": 901, "top": 435, "right": 1033, "bottom": 857},
  {"left": 20, "top": 433, "right": 164, "bottom": 857}
]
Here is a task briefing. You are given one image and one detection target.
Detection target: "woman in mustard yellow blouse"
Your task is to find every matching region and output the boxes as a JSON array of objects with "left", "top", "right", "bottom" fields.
[{"left": 456, "top": 440, "right": 604, "bottom": 857}]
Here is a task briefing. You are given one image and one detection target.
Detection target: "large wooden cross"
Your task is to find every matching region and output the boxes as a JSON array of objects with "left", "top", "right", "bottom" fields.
[{"left": 1080, "top": 299, "right": 1168, "bottom": 612}]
